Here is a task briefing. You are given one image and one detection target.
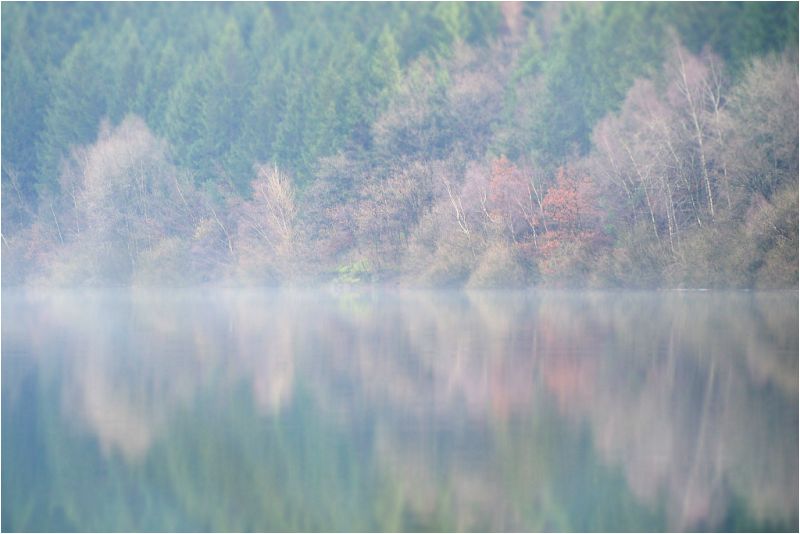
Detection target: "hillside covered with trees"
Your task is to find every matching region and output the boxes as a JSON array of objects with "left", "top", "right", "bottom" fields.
[{"left": 2, "top": 2, "right": 798, "bottom": 288}]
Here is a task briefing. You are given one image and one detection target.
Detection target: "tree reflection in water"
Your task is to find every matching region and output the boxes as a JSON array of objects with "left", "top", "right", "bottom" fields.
[{"left": 2, "top": 289, "right": 797, "bottom": 531}]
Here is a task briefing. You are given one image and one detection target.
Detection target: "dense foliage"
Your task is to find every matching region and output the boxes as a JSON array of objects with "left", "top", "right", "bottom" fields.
[{"left": 2, "top": 2, "right": 797, "bottom": 288}]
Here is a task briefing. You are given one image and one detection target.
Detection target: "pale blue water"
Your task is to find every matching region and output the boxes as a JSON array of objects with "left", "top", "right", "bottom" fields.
[{"left": 2, "top": 289, "right": 797, "bottom": 531}]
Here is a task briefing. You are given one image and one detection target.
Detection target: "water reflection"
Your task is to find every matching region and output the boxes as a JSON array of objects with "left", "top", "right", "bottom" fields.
[{"left": 2, "top": 289, "right": 797, "bottom": 531}]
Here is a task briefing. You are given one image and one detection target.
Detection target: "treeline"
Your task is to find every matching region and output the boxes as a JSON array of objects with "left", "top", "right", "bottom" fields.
[{"left": 2, "top": 2, "right": 798, "bottom": 288}]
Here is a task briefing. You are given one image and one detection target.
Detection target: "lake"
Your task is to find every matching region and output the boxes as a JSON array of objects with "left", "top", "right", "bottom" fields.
[{"left": 2, "top": 289, "right": 797, "bottom": 532}]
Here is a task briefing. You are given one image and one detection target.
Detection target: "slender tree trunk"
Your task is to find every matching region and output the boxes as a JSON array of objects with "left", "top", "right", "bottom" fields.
[
  {"left": 624, "top": 143, "right": 660, "bottom": 242},
  {"left": 676, "top": 47, "right": 715, "bottom": 219},
  {"left": 601, "top": 134, "right": 637, "bottom": 228},
  {"left": 705, "top": 56, "right": 732, "bottom": 211},
  {"left": 443, "top": 178, "right": 475, "bottom": 259},
  {"left": 210, "top": 205, "right": 234, "bottom": 256},
  {"left": 50, "top": 202, "right": 64, "bottom": 245}
]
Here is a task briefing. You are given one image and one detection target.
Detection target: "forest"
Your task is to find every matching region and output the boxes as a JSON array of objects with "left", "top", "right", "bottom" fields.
[{"left": 2, "top": 2, "right": 798, "bottom": 288}]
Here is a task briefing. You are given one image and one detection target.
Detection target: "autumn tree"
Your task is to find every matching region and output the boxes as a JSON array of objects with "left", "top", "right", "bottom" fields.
[
  {"left": 486, "top": 155, "right": 540, "bottom": 245},
  {"left": 593, "top": 45, "right": 734, "bottom": 260},
  {"left": 665, "top": 41, "right": 719, "bottom": 220},
  {"left": 537, "top": 165, "right": 604, "bottom": 284},
  {"left": 721, "top": 52, "right": 798, "bottom": 202},
  {"left": 23, "top": 115, "right": 218, "bottom": 285},
  {"left": 235, "top": 164, "right": 299, "bottom": 284}
]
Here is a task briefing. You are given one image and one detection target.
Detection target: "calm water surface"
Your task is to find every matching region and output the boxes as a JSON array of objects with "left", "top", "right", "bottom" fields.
[{"left": 2, "top": 289, "right": 797, "bottom": 532}]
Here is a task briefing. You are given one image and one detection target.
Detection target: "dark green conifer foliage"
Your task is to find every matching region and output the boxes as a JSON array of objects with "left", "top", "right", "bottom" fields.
[
  {"left": 164, "top": 61, "right": 206, "bottom": 180},
  {"left": 37, "top": 36, "right": 111, "bottom": 192},
  {"left": 200, "top": 18, "right": 252, "bottom": 189},
  {"left": 2, "top": 45, "right": 43, "bottom": 202},
  {"left": 368, "top": 25, "right": 402, "bottom": 109},
  {"left": 108, "top": 20, "right": 144, "bottom": 124},
  {"left": 136, "top": 39, "right": 180, "bottom": 135}
]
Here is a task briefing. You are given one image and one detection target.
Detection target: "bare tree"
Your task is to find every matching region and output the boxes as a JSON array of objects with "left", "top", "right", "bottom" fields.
[
  {"left": 722, "top": 53, "right": 798, "bottom": 202},
  {"left": 666, "top": 40, "right": 716, "bottom": 219}
]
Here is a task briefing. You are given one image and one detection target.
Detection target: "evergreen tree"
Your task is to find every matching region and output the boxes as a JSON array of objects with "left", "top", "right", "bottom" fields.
[
  {"left": 249, "top": 7, "right": 278, "bottom": 62},
  {"left": 367, "top": 25, "right": 402, "bottom": 110},
  {"left": 37, "top": 35, "right": 110, "bottom": 192},
  {"left": 272, "top": 73, "right": 308, "bottom": 181},
  {"left": 200, "top": 18, "right": 252, "bottom": 189},
  {"left": 2, "top": 44, "right": 45, "bottom": 202},
  {"left": 163, "top": 60, "right": 206, "bottom": 180},
  {"left": 136, "top": 39, "right": 180, "bottom": 134},
  {"left": 432, "top": 2, "right": 470, "bottom": 55},
  {"left": 108, "top": 19, "right": 144, "bottom": 123}
]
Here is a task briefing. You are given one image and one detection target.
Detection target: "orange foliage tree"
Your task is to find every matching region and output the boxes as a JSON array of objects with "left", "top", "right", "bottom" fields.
[
  {"left": 538, "top": 165, "right": 606, "bottom": 281},
  {"left": 487, "top": 155, "right": 539, "bottom": 244}
]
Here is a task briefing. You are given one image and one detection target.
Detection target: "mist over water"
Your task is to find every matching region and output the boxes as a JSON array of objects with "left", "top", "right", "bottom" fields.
[{"left": 2, "top": 289, "right": 797, "bottom": 531}]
